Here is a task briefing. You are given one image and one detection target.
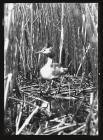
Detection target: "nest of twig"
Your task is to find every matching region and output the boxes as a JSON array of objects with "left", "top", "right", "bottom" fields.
[{"left": 5, "top": 72, "right": 98, "bottom": 135}]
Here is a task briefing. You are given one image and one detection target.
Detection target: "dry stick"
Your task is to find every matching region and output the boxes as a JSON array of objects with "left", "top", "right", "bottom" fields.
[
  {"left": 29, "top": 98, "right": 36, "bottom": 103},
  {"left": 27, "top": 50, "right": 30, "bottom": 71},
  {"left": 24, "top": 92, "right": 27, "bottom": 108},
  {"left": 58, "top": 131, "right": 64, "bottom": 135},
  {"left": 16, "top": 111, "right": 22, "bottom": 133},
  {"left": 18, "top": 44, "right": 23, "bottom": 64},
  {"left": 52, "top": 21, "right": 61, "bottom": 32},
  {"left": 58, "top": 90, "right": 76, "bottom": 94},
  {"left": 21, "top": 87, "right": 77, "bottom": 93},
  {"left": 4, "top": 4, "right": 13, "bottom": 51},
  {"left": 19, "top": 22, "right": 25, "bottom": 70},
  {"left": 80, "top": 87, "right": 96, "bottom": 93},
  {"left": 45, "top": 124, "right": 61, "bottom": 133},
  {"left": 90, "top": 92, "right": 94, "bottom": 105},
  {"left": 8, "top": 97, "right": 35, "bottom": 107},
  {"left": 79, "top": 72, "right": 85, "bottom": 90},
  {"left": 42, "top": 123, "right": 76, "bottom": 135},
  {"left": 52, "top": 95, "right": 76, "bottom": 100},
  {"left": 64, "top": 124, "right": 86, "bottom": 135},
  {"left": 24, "top": 17, "right": 30, "bottom": 30},
  {"left": 35, "top": 126, "right": 42, "bottom": 135},
  {"left": 16, "top": 103, "right": 23, "bottom": 134},
  {"left": 16, "top": 106, "right": 39, "bottom": 135},
  {"left": 85, "top": 96, "right": 97, "bottom": 134},
  {"left": 49, "top": 115, "right": 67, "bottom": 123},
  {"left": 87, "top": 4, "right": 98, "bottom": 36},
  {"left": 49, "top": 117, "right": 67, "bottom": 130},
  {"left": 59, "top": 3, "right": 64, "bottom": 64},
  {"left": 23, "top": 92, "right": 49, "bottom": 104},
  {"left": 32, "top": 8, "right": 42, "bottom": 25},
  {"left": 30, "top": 4, "right": 33, "bottom": 80},
  {"left": 76, "top": 44, "right": 91, "bottom": 76},
  {"left": 68, "top": 82, "right": 71, "bottom": 107},
  {"left": 57, "top": 76, "right": 64, "bottom": 94},
  {"left": 22, "top": 12, "right": 26, "bottom": 77},
  {"left": 4, "top": 73, "right": 12, "bottom": 110},
  {"left": 20, "top": 84, "right": 39, "bottom": 90}
]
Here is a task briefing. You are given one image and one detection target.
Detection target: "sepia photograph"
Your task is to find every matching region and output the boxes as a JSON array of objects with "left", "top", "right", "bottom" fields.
[{"left": 4, "top": 3, "right": 98, "bottom": 135}]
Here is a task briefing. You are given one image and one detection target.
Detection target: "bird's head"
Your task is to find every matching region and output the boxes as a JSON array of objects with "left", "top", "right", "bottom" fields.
[
  {"left": 36, "top": 46, "right": 52, "bottom": 54},
  {"left": 35, "top": 45, "right": 54, "bottom": 58}
]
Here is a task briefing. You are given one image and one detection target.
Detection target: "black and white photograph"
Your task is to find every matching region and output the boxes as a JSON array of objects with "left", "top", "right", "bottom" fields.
[{"left": 4, "top": 3, "right": 98, "bottom": 135}]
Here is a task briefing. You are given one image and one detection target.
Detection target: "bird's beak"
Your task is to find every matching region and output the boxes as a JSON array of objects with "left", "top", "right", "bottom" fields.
[
  {"left": 35, "top": 50, "right": 43, "bottom": 54},
  {"left": 35, "top": 46, "right": 53, "bottom": 54},
  {"left": 35, "top": 47, "right": 45, "bottom": 54}
]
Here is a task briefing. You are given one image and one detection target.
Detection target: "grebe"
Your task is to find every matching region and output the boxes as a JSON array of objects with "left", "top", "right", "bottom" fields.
[{"left": 36, "top": 46, "right": 68, "bottom": 80}]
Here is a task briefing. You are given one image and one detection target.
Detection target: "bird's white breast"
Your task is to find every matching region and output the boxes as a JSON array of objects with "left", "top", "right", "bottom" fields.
[{"left": 40, "top": 65, "right": 54, "bottom": 79}]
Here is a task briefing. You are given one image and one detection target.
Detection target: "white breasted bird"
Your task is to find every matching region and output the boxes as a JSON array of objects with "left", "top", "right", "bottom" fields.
[{"left": 36, "top": 45, "right": 68, "bottom": 80}]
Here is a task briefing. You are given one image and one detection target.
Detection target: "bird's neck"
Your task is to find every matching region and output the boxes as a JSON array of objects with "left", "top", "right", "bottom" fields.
[{"left": 46, "top": 57, "right": 52, "bottom": 65}]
